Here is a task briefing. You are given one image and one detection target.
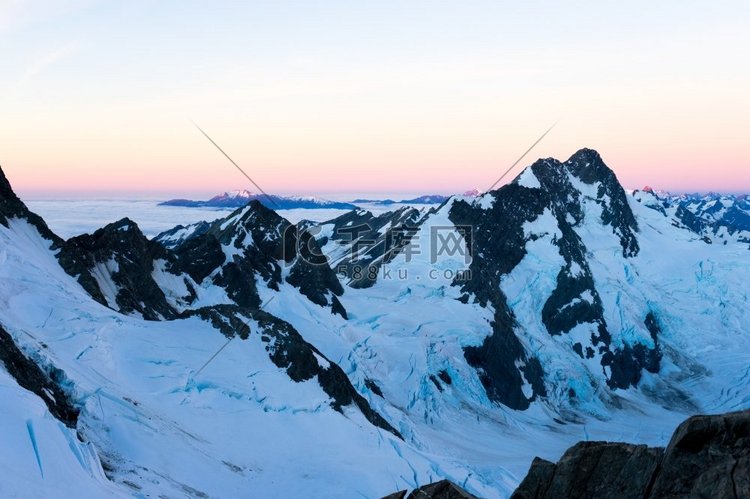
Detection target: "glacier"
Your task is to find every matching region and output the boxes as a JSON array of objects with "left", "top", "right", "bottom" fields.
[{"left": 1, "top": 149, "right": 749, "bottom": 498}]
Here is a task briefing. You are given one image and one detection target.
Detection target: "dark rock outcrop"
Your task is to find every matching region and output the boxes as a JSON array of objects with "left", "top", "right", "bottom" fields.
[
  {"left": 648, "top": 409, "right": 750, "bottom": 498},
  {"left": 0, "top": 164, "right": 63, "bottom": 246},
  {"left": 315, "top": 206, "right": 427, "bottom": 288},
  {"left": 382, "top": 480, "right": 478, "bottom": 499},
  {"left": 512, "top": 409, "right": 750, "bottom": 499},
  {"left": 451, "top": 185, "right": 549, "bottom": 410},
  {"left": 58, "top": 218, "right": 193, "bottom": 320},
  {"left": 564, "top": 148, "right": 639, "bottom": 257},
  {"left": 407, "top": 481, "right": 478, "bottom": 498},
  {"left": 181, "top": 305, "right": 401, "bottom": 439},
  {"left": 512, "top": 443, "right": 661, "bottom": 499},
  {"left": 0, "top": 324, "right": 79, "bottom": 427},
  {"left": 449, "top": 149, "right": 659, "bottom": 409},
  {"left": 158, "top": 201, "right": 347, "bottom": 317}
]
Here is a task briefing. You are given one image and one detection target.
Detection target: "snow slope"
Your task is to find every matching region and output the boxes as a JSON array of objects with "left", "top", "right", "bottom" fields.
[
  {"left": 261, "top": 194, "right": 750, "bottom": 493},
  {"left": 1, "top": 150, "right": 749, "bottom": 498},
  {"left": 0, "top": 217, "right": 479, "bottom": 498},
  {"left": 0, "top": 365, "right": 117, "bottom": 498}
]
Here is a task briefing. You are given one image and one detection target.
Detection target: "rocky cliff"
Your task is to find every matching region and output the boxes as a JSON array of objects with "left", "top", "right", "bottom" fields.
[{"left": 512, "top": 409, "right": 750, "bottom": 498}]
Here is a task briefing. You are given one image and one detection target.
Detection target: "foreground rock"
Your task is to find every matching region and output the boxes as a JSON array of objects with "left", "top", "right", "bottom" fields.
[
  {"left": 512, "top": 409, "right": 750, "bottom": 498},
  {"left": 383, "top": 480, "right": 478, "bottom": 499}
]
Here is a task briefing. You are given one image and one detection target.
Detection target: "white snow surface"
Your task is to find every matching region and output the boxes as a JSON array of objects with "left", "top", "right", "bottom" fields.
[
  {"left": 3, "top": 173, "right": 750, "bottom": 498},
  {"left": 0, "top": 219, "right": 452, "bottom": 498},
  {"left": 0, "top": 367, "right": 120, "bottom": 498}
]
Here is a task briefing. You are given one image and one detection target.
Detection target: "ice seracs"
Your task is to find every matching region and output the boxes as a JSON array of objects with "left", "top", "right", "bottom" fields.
[{"left": 1, "top": 150, "right": 750, "bottom": 498}]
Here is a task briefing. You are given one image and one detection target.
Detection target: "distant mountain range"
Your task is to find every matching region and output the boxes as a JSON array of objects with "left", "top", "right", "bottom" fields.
[
  {"left": 1, "top": 151, "right": 750, "bottom": 497},
  {"left": 350, "top": 195, "right": 450, "bottom": 206},
  {"left": 161, "top": 189, "right": 483, "bottom": 210},
  {"left": 160, "top": 190, "right": 357, "bottom": 210},
  {"left": 636, "top": 187, "right": 750, "bottom": 245},
  {"left": 352, "top": 189, "right": 481, "bottom": 206}
]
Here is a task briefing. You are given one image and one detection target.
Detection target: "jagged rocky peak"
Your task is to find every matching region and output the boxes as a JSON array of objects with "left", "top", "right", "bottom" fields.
[
  {"left": 567, "top": 148, "right": 640, "bottom": 256},
  {"left": 211, "top": 200, "right": 286, "bottom": 246},
  {"left": 0, "top": 164, "right": 63, "bottom": 245},
  {"left": 109, "top": 217, "right": 138, "bottom": 231},
  {"left": 156, "top": 221, "right": 212, "bottom": 250},
  {"left": 58, "top": 217, "right": 194, "bottom": 320},
  {"left": 159, "top": 200, "right": 347, "bottom": 317},
  {"left": 0, "top": 164, "right": 26, "bottom": 213},
  {"left": 314, "top": 205, "right": 427, "bottom": 289},
  {"left": 447, "top": 149, "right": 659, "bottom": 411},
  {"left": 219, "top": 200, "right": 346, "bottom": 314},
  {"left": 0, "top": 164, "right": 27, "bottom": 225},
  {"left": 0, "top": 164, "right": 16, "bottom": 199},
  {"left": 518, "top": 148, "right": 639, "bottom": 257},
  {"left": 564, "top": 148, "right": 612, "bottom": 183}
]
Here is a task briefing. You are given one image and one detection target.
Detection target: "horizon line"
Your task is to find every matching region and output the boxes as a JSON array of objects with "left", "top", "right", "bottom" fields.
[{"left": 16, "top": 185, "right": 750, "bottom": 200}]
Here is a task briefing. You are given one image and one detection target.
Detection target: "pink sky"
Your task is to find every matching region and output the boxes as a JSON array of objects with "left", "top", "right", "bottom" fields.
[
  {"left": 4, "top": 119, "right": 747, "bottom": 197},
  {"left": 1, "top": 2, "right": 748, "bottom": 197}
]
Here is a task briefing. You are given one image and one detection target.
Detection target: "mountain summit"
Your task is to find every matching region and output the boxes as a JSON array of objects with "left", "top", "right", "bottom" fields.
[{"left": 1, "top": 151, "right": 749, "bottom": 497}]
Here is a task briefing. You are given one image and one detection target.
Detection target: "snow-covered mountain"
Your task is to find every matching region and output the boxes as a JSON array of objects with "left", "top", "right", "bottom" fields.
[
  {"left": 351, "top": 190, "right": 480, "bottom": 206},
  {"left": 635, "top": 188, "right": 750, "bottom": 246},
  {"left": 1, "top": 149, "right": 749, "bottom": 498},
  {"left": 350, "top": 195, "right": 451, "bottom": 206},
  {"left": 161, "top": 190, "right": 358, "bottom": 210},
  {"left": 350, "top": 190, "right": 480, "bottom": 207}
]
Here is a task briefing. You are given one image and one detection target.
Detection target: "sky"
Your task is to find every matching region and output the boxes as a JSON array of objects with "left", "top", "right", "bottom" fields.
[{"left": 1, "top": 1, "right": 748, "bottom": 197}]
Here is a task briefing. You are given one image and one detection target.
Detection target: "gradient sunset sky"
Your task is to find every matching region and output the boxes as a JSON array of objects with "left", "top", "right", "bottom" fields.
[{"left": 1, "top": 1, "right": 748, "bottom": 197}]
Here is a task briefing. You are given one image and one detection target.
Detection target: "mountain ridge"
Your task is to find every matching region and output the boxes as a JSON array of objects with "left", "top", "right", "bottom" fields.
[{"left": 1, "top": 149, "right": 749, "bottom": 497}]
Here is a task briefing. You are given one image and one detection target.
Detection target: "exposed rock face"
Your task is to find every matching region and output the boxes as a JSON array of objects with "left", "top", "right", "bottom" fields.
[
  {"left": 157, "top": 200, "right": 347, "bottom": 317},
  {"left": 0, "top": 324, "right": 79, "bottom": 427},
  {"left": 0, "top": 165, "right": 398, "bottom": 442},
  {"left": 179, "top": 304, "right": 401, "bottom": 438},
  {"left": 407, "top": 481, "right": 478, "bottom": 498},
  {"left": 383, "top": 480, "right": 478, "bottom": 499},
  {"left": 450, "top": 185, "right": 548, "bottom": 410},
  {"left": 649, "top": 410, "right": 750, "bottom": 498},
  {"left": 314, "top": 206, "right": 427, "bottom": 288},
  {"left": 449, "top": 149, "right": 660, "bottom": 409},
  {"left": 0, "top": 164, "right": 62, "bottom": 246},
  {"left": 511, "top": 443, "right": 661, "bottom": 499},
  {"left": 57, "top": 218, "right": 194, "bottom": 320},
  {"left": 156, "top": 221, "right": 212, "bottom": 250},
  {"left": 564, "top": 148, "right": 639, "bottom": 257},
  {"left": 512, "top": 409, "right": 750, "bottom": 499}
]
